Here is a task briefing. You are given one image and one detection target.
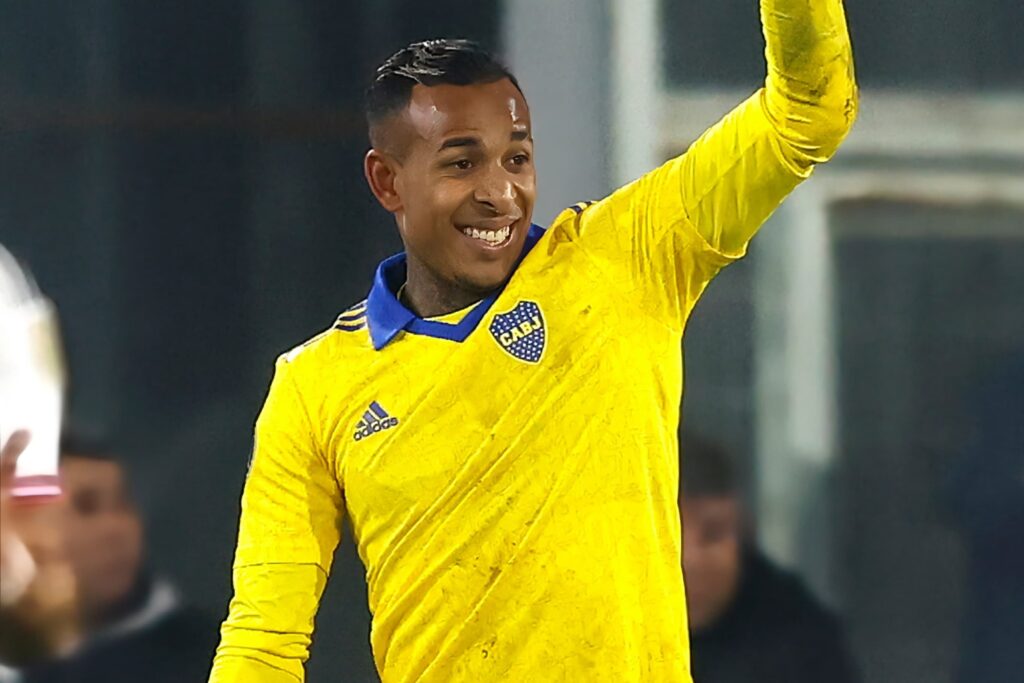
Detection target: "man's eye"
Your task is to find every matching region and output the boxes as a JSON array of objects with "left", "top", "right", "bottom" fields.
[
  {"left": 510, "top": 154, "right": 530, "bottom": 166},
  {"left": 451, "top": 159, "right": 472, "bottom": 170}
]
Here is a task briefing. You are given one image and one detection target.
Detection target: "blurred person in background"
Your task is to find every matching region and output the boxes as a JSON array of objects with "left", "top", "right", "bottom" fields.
[
  {"left": 945, "top": 355, "right": 1024, "bottom": 683},
  {"left": 680, "top": 432, "right": 859, "bottom": 683},
  {"left": 0, "top": 429, "right": 218, "bottom": 682}
]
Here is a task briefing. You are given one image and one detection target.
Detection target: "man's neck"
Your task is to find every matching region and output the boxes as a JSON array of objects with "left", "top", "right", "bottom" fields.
[{"left": 402, "top": 257, "right": 490, "bottom": 318}]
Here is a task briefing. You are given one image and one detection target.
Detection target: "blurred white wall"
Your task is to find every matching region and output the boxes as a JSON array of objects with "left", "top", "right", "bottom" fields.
[{"left": 503, "top": 0, "right": 662, "bottom": 222}]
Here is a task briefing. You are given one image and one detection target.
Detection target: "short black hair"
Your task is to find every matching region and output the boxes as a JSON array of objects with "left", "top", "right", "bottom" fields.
[
  {"left": 365, "top": 39, "right": 521, "bottom": 147},
  {"left": 680, "top": 431, "right": 738, "bottom": 499}
]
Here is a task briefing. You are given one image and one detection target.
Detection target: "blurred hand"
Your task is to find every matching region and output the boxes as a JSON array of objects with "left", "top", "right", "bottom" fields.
[
  {"left": 1, "top": 431, "right": 35, "bottom": 607},
  {"left": 0, "top": 431, "right": 80, "bottom": 659}
]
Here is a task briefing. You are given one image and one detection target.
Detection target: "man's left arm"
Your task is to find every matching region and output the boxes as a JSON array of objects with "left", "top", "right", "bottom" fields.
[
  {"left": 566, "top": 0, "right": 857, "bottom": 325},
  {"left": 680, "top": 0, "right": 858, "bottom": 259}
]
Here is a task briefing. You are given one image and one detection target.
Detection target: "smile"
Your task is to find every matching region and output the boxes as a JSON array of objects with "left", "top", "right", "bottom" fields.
[{"left": 460, "top": 223, "right": 513, "bottom": 247}]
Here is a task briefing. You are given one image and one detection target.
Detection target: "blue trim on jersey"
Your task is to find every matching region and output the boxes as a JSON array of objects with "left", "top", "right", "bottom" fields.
[
  {"left": 337, "top": 310, "right": 366, "bottom": 323},
  {"left": 366, "top": 224, "right": 545, "bottom": 350}
]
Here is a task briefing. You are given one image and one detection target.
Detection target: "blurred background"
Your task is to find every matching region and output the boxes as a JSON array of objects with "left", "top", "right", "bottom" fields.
[{"left": 1, "top": 1, "right": 1022, "bottom": 681}]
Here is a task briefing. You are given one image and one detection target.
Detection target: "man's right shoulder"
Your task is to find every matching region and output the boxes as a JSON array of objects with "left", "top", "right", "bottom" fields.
[{"left": 280, "top": 298, "right": 373, "bottom": 370}]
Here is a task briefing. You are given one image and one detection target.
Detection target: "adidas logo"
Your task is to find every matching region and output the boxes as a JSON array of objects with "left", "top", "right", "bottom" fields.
[{"left": 353, "top": 401, "right": 399, "bottom": 441}]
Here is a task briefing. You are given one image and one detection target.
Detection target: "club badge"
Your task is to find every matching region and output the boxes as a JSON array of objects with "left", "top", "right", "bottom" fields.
[{"left": 489, "top": 300, "right": 546, "bottom": 364}]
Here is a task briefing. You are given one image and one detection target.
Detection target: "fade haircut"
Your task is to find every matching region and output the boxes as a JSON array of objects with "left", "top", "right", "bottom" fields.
[
  {"left": 680, "top": 431, "right": 738, "bottom": 499},
  {"left": 365, "top": 39, "right": 522, "bottom": 149}
]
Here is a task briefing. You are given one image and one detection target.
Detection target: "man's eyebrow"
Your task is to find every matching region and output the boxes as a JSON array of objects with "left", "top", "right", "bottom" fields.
[
  {"left": 511, "top": 129, "right": 530, "bottom": 142},
  {"left": 438, "top": 136, "right": 480, "bottom": 152}
]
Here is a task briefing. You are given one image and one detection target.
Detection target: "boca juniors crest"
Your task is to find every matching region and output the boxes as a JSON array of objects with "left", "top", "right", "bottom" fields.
[{"left": 489, "top": 300, "right": 546, "bottom": 364}]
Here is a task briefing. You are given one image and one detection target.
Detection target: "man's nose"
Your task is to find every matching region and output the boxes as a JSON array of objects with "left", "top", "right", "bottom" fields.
[{"left": 473, "top": 166, "right": 517, "bottom": 214}]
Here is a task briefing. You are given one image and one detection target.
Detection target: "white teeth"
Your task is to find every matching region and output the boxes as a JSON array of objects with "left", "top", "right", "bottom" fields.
[{"left": 462, "top": 224, "right": 511, "bottom": 245}]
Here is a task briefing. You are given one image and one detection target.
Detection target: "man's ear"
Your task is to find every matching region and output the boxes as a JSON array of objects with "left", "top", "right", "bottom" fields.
[{"left": 364, "top": 149, "right": 403, "bottom": 213}]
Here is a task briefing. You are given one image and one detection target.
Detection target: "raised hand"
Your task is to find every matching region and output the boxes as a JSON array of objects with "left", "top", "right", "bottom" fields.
[{"left": 0, "top": 431, "right": 34, "bottom": 607}]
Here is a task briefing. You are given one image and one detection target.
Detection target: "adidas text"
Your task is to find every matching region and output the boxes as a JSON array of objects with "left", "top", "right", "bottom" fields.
[{"left": 354, "top": 416, "right": 399, "bottom": 441}]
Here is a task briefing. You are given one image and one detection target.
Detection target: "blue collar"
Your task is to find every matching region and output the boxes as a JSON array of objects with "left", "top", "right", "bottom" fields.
[{"left": 366, "top": 224, "right": 545, "bottom": 350}]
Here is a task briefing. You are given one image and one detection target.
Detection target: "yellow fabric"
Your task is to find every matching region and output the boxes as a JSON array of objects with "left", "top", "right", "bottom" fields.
[
  {"left": 427, "top": 301, "right": 479, "bottom": 323},
  {"left": 210, "top": 1, "right": 856, "bottom": 680}
]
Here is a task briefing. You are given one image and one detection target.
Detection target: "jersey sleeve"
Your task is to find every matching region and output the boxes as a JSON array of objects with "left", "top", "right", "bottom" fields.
[
  {"left": 563, "top": 0, "right": 857, "bottom": 328},
  {"left": 209, "top": 356, "right": 343, "bottom": 683}
]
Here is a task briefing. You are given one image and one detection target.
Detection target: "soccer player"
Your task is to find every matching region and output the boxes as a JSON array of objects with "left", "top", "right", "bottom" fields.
[{"left": 210, "top": 0, "right": 857, "bottom": 680}]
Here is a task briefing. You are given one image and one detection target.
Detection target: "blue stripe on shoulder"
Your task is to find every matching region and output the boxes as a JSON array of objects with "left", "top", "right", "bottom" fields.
[
  {"left": 338, "top": 300, "right": 368, "bottom": 322},
  {"left": 334, "top": 321, "right": 367, "bottom": 332}
]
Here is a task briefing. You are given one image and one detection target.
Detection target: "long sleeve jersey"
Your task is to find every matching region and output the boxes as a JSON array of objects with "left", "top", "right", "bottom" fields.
[{"left": 210, "top": 1, "right": 856, "bottom": 680}]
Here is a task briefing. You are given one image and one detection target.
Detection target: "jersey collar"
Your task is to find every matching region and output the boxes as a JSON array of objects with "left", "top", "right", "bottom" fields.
[{"left": 366, "top": 224, "right": 545, "bottom": 350}]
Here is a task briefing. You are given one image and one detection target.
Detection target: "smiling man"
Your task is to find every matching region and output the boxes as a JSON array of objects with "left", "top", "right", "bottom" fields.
[
  {"left": 364, "top": 75, "right": 535, "bottom": 315},
  {"left": 210, "top": 1, "right": 857, "bottom": 681}
]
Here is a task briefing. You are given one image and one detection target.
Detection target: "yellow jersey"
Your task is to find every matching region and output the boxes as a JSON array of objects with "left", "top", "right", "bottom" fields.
[{"left": 210, "top": 0, "right": 856, "bottom": 680}]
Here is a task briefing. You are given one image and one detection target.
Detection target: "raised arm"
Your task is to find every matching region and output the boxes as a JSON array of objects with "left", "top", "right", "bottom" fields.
[
  {"left": 764, "top": 0, "right": 857, "bottom": 166},
  {"left": 564, "top": 0, "right": 857, "bottom": 325},
  {"left": 680, "top": 0, "right": 857, "bottom": 256},
  {"left": 209, "top": 358, "right": 343, "bottom": 683}
]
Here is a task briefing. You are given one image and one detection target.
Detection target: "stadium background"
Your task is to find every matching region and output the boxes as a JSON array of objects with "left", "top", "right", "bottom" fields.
[{"left": 2, "top": 1, "right": 1022, "bottom": 681}]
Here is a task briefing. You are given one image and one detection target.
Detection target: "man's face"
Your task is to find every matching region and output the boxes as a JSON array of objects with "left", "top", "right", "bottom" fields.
[
  {"left": 60, "top": 456, "right": 143, "bottom": 618},
  {"left": 681, "top": 495, "right": 743, "bottom": 632},
  {"left": 368, "top": 78, "right": 537, "bottom": 294}
]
